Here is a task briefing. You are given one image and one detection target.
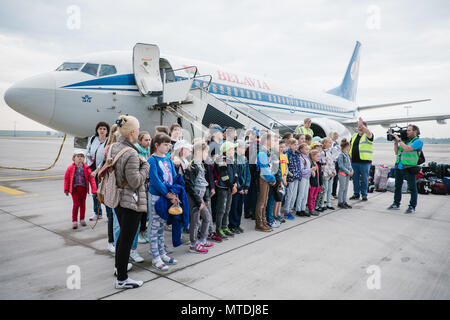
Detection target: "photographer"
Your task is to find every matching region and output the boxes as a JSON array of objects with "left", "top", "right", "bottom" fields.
[{"left": 387, "top": 124, "right": 423, "bottom": 214}]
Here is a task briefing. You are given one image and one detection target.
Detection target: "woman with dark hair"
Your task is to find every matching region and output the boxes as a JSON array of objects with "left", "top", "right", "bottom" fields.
[{"left": 86, "top": 121, "right": 111, "bottom": 221}]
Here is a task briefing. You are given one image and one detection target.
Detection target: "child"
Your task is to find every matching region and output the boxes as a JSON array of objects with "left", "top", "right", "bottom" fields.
[
  {"left": 64, "top": 149, "right": 97, "bottom": 229},
  {"left": 273, "top": 139, "right": 288, "bottom": 223},
  {"left": 147, "top": 133, "right": 179, "bottom": 271},
  {"left": 214, "top": 141, "right": 238, "bottom": 239},
  {"left": 307, "top": 149, "right": 323, "bottom": 216},
  {"left": 185, "top": 141, "right": 214, "bottom": 253},
  {"left": 136, "top": 131, "right": 151, "bottom": 160},
  {"left": 305, "top": 134, "right": 312, "bottom": 147},
  {"left": 229, "top": 139, "right": 251, "bottom": 234},
  {"left": 268, "top": 140, "right": 288, "bottom": 227},
  {"left": 297, "top": 143, "right": 314, "bottom": 217},
  {"left": 319, "top": 138, "right": 336, "bottom": 211},
  {"left": 135, "top": 131, "right": 151, "bottom": 245},
  {"left": 171, "top": 140, "right": 192, "bottom": 175},
  {"left": 337, "top": 138, "right": 353, "bottom": 209},
  {"left": 311, "top": 142, "right": 324, "bottom": 211},
  {"left": 283, "top": 138, "right": 301, "bottom": 219},
  {"left": 255, "top": 133, "right": 275, "bottom": 232}
]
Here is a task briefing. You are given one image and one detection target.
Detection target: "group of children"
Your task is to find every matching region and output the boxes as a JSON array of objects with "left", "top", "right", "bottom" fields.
[{"left": 64, "top": 120, "right": 356, "bottom": 272}]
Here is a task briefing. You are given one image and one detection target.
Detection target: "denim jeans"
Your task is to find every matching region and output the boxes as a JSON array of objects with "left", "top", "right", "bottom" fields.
[
  {"left": 351, "top": 162, "right": 371, "bottom": 197},
  {"left": 394, "top": 168, "right": 418, "bottom": 208},
  {"left": 229, "top": 192, "right": 245, "bottom": 228},
  {"left": 113, "top": 208, "right": 139, "bottom": 250},
  {"left": 320, "top": 178, "right": 333, "bottom": 207},
  {"left": 265, "top": 187, "right": 275, "bottom": 224},
  {"left": 296, "top": 178, "right": 310, "bottom": 211}
]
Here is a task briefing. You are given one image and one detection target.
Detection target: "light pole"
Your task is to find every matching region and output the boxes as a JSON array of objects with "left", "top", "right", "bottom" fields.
[
  {"left": 13, "top": 121, "right": 16, "bottom": 137},
  {"left": 404, "top": 105, "right": 412, "bottom": 125}
]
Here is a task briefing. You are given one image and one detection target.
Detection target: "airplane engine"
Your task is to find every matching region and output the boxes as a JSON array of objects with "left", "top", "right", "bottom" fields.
[{"left": 309, "top": 117, "right": 352, "bottom": 140}]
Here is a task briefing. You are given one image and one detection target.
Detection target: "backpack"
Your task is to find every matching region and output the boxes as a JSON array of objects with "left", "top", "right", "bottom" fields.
[
  {"left": 416, "top": 179, "right": 431, "bottom": 195},
  {"left": 97, "top": 145, "right": 134, "bottom": 208}
]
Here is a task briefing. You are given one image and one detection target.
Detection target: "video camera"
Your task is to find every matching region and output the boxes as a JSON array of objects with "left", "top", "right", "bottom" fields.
[{"left": 386, "top": 125, "right": 408, "bottom": 141}]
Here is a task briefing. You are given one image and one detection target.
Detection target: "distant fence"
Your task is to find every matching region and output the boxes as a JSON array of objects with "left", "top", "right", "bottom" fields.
[{"left": 0, "top": 130, "right": 65, "bottom": 137}]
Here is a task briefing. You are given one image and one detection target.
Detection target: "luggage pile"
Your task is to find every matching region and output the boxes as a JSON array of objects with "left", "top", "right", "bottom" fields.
[
  {"left": 368, "top": 163, "right": 450, "bottom": 195},
  {"left": 419, "top": 162, "right": 450, "bottom": 195}
]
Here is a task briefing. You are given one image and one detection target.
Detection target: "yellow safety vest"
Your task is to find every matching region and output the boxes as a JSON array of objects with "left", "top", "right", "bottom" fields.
[
  {"left": 349, "top": 133, "right": 373, "bottom": 161},
  {"left": 296, "top": 126, "right": 314, "bottom": 137}
]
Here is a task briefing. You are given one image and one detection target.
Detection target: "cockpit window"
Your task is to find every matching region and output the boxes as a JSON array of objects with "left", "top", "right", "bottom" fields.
[
  {"left": 56, "top": 62, "right": 84, "bottom": 71},
  {"left": 81, "top": 63, "right": 99, "bottom": 76},
  {"left": 99, "top": 64, "right": 117, "bottom": 77}
]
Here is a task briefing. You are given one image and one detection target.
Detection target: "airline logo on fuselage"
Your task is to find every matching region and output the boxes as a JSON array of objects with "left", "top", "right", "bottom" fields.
[{"left": 217, "top": 70, "right": 271, "bottom": 91}]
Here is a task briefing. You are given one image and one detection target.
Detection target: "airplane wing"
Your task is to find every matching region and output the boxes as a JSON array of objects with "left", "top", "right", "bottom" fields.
[
  {"left": 342, "top": 113, "right": 450, "bottom": 127},
  {"left": 357, "top": 99, "right": 431, "bottom": 111}
]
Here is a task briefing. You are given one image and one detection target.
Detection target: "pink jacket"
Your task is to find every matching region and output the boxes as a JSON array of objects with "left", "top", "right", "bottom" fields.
[{"left": 64, "top": 163, "right": 97, "bottom": 194}]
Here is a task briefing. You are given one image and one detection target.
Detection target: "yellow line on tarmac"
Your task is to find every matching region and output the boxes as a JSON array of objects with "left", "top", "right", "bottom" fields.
[
  {"left": 0, "top": 185, "right": 26, "bottom": 195},
  {"left": 0, "top": 175, "right": 64, "bottom": 182}
]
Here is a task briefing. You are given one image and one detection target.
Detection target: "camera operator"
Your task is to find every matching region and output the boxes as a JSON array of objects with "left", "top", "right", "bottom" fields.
[{"left": 387, "top": 124, "right": 423, "bottom": 214}]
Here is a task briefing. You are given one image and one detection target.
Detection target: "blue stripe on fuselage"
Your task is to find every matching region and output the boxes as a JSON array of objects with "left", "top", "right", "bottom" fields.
[{"left": 61, "top": 73, "right": 354, "bottom": 117}]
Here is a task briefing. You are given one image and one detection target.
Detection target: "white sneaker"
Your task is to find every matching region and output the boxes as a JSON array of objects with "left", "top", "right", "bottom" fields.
[
  {"left": 129, "top": 249, "right": 144, "bottom": 263},
  {"left": 114, "top": 263, "right": 132, "bottom": 277},
  {"left": 107, "top": 243, "right": 115, "bottom": 254},
  {"left": 270, "top": 220, "right": 281, "bottom": 228},
  {"left": 138, "top": 233, "right": 148, "bottom": 244},
  {"left": 115, "top": 277, "right": 143, "bottom": 289},
  {"left": 89, "top": 214, "right": 97, "bottom": 221}
]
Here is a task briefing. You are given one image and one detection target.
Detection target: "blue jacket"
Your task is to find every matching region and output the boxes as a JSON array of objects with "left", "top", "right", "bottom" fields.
[
  {"left": 214, "top": 157, "right": 238, "bottom": 189},
  {"left": 257, "top": 146, "right": 275, "bottom": 183},
  {"left": 154, "top": 174, "right": 190, "bottom": 247},
  {"left": 236, "top": 155, "right": 251, "bottom": 191},
  {"left": 148, "top": 155, "right": 177, "bottom": 196},
  {"left": 286, "top": 148, "right": 302, "bottom": 182}
]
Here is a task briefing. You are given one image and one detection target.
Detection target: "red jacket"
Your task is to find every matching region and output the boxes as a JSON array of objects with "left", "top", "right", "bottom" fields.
[{"left": 64, "top": 163, "right": 97, "bottom": 194}]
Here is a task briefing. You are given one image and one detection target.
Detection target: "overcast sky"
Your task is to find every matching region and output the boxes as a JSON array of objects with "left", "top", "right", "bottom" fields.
[{"left": 1, "top": 0, "right": 449, "bottom": 137}]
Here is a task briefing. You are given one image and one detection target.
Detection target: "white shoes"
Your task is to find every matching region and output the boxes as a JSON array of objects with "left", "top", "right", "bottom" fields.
[
  {"left": 115, "top": 277, "right": 143, "bottom": 289},
  {"left": 114, "top": 263, "right": 132, "bottom": 277},
  {"left": 129, "top": 249, "right": 144, "bottom": 263},
  {"left": 107, "top": 243, "right": 115, "bottom": 254}
]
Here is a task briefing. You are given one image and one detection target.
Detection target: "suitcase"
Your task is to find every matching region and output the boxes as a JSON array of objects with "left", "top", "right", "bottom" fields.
[
  {"left": 430, "top": 181, "right": 448, "bottom": 195},
  {"left": 374, "top": 165, "right": 390, "bottom": 191}
]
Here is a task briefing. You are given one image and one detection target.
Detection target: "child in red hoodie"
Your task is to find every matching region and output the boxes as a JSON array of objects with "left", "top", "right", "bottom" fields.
[{"left": 64, "top": 150, "right": 97, "bottom": 229}]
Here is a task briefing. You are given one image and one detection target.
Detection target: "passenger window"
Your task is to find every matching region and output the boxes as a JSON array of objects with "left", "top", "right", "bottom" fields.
[
  {"left": 99, "top": 64, "right": 117, "bottom": 77},
  {"left": 81, "top": 63, "right": 99, "bottom": 76}
]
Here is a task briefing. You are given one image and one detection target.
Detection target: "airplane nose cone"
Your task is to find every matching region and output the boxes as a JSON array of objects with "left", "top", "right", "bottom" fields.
[{"left": 4, "top": 73, "right": 56, "bottom": 125}]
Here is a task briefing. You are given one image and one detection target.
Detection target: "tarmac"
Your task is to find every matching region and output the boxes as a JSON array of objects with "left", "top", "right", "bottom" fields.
[{"left": 0, "top": 136, "right": 449, "bottom": 300}]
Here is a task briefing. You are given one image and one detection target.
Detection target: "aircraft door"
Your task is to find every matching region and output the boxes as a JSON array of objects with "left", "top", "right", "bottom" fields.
[{"left": 133, "top": 43, "right": 163, "bottom": 96}]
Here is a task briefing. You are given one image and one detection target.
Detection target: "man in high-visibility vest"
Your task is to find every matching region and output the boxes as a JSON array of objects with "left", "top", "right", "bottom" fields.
[
  {"left": 349, "top": 117, "right": 374, "bottom": 201},
  {"left": 388, "top": 125, "right": 423, "bottom": 214},
  {"left": 295, "top": 118, "right": 314, "bottom": 137}
]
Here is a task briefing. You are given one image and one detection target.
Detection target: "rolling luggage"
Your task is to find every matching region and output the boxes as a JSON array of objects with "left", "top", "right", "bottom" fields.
[
  {"left": 374, "top": 165, "right": 390, "bottom": 191},
  {"left": 430, "top": 180, "right": 447, "bottom": 195}
]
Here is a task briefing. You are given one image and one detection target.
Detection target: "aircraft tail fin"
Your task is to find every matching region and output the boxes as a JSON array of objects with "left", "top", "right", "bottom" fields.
[{"left": 327, "top": 41, "right": 361, "bottom": 102}]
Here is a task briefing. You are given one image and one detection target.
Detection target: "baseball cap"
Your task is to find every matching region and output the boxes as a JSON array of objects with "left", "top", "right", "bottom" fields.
[
  {"left": 73, "top": 149, "right": 86, "bottom": 156},
  {"left": 173, "top": 140, "right": 193, "bottom": 152},
  {"left": 220, "top": 141, "right": 238, "bottom": 153},
  {"left": 210, "top": 125, "right": 225, "bottom": 134}
]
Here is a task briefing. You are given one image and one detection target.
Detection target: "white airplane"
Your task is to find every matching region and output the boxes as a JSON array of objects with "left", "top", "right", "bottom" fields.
[{"left": 4, "top": 41, "right": 449, "bottom": 145}]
